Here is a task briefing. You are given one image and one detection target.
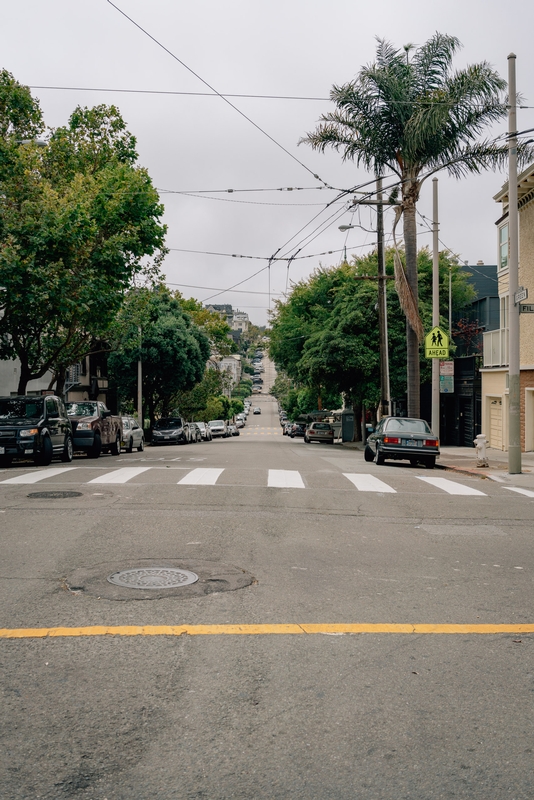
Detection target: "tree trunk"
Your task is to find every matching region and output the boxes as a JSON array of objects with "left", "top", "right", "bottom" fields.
[
  {"left": 17, "top": 362, "right": 32, "bottom": 395},
  {"left": 403, "top": 200, "right": 420, "bottom": 418}
]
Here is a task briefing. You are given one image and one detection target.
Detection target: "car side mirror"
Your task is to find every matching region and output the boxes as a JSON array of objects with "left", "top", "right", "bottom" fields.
[{"left": 103, "top": 410, "right": 112, "bottom": 418}]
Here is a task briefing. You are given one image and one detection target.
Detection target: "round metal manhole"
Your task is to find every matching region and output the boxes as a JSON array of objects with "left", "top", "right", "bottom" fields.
[
  {"left": 107, "top": 567, "right": 199, "bottom": 589},
  {"left": 27, "top": 490, "right": 83, "bottom": 499}
]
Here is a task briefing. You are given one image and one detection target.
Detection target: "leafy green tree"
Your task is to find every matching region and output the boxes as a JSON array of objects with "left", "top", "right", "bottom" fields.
[
  {"left": 230, "top": 398, "right": 244, "bottom": 418},
  {"left": 0, "top": 77, "right": 166, "bottom": 394},
  {"left": 270, "top": 247, "right": 472, "bottom": 435},
  {"left": 301, "top": 34, "right": 524, "bottom": 417},
  {"left": 178, "top": 297, "right": 236, "bottom": 356},
  {"left": 108, "top": 288, "right": 210, "bottom": 426},
  {"left": 172, "top": 368, "right": 225, "bottom": 420}
]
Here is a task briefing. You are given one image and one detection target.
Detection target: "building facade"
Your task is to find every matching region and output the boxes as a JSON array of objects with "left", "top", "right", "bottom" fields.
[{"left": 481, "top": 163, "right": 534, "bottom": 451}]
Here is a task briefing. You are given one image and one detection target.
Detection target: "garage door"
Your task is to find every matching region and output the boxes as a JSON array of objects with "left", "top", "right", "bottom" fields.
[{"left": 489, "top": 398, "right": 503, "bottom": 450}]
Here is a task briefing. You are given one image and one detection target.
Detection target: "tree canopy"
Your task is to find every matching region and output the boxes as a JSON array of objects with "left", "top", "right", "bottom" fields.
[{"left": 0, "top": 72, "right": 167, "bottom": 393}]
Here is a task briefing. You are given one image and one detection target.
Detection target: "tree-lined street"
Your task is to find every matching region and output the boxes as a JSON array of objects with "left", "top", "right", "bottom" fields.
[{"left": 1, "top": 394, "right": 533, "bottom": 799}]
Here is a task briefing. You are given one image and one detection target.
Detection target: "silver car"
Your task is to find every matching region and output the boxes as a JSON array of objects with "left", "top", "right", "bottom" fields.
[
  {"left": 121, "top": 416, "right": 145, "bottom": 452},
  {"left": 208, "top": 419, "right": 229, "bottom": 438}
]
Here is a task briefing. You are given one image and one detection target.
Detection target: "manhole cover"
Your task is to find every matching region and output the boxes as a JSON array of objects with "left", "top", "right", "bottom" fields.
[
  {"left": 107, "top": 567, "right": 199, "bottom": 589},
  {"left": 28, "top": 491, "right": 83, "bottom": 499}
]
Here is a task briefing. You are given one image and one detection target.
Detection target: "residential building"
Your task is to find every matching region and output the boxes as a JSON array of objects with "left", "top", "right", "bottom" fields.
[
  {"left": 219, "top": 354, "right": 242, "bottom": 393},
  {"left": 480, "top": 162, "right": 534, "bottom": 451}
]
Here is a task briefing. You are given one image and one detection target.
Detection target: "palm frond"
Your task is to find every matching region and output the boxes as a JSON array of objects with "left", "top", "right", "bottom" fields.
[{"left": 412, "top": 32, "right": 461, "bottom": 93}]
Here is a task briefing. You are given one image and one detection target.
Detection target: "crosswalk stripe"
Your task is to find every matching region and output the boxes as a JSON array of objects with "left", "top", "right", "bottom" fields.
[
  {"left": 268, "top": 469, "right": 305, "bottom": 488},
  {"left": 417, "top": 476, "right": 486, "bottom": 496},
  {"left": 87, "top": 467, "right": 152, "bottom": 484},
  {"left": 343, "top": 473, "right": 396, "bottom": 493},
  {"left": 504, "top": 486, "right": 534, "bottom": 498},
  {"left": 178, "top": 468, "right": 224, "bottom": 485},
  {"left": 0, "top": 467, "right": 77, "bottom": 485}
]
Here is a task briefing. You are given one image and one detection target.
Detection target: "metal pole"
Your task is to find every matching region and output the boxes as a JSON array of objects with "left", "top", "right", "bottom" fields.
[
  {"left": 432, "top": 178, "right": 440, "bottom": 438},
  {"left": 449, "top": 267, "right": 452, "bottom": 335},
  {"left": 507, "top": 53, "right": 521, "bottom": 474},
  {"left": 137, "top": 326, "right": 143, "bottom": 430},
  {"left": 376, "top": 177, "right": 391, "bottom": 416}
]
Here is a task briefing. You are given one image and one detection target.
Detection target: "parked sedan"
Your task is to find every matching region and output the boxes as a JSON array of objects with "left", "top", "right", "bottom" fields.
[
  {"left": 228, "top": 424, "right": 240, "bottom": 437},
  {"left": 208, "top": 419, "right": 229, "bottom": 438},
  {"left": 364, "top": 416, "right": 439, "bottom": 468},
  {"left": 151, "top": 417, "right": 187, "bottom": 445},
  {"left": 290, "top": 423, "right": 307, "bottom": 438},
  {"left": 194, "top": 421, "right": 212, "bottom": 441},
  {"left": 304, "top": 422, "right": 335, "bottom": 444},
  {"left": 121, "top": 416, "right": 145, "bottom": 452},
  {"left": 253, "top": 407, "right": 262, "bottom": 415},
  {"left": 185, "top": 422, "right": 202, "bottom": 443}
]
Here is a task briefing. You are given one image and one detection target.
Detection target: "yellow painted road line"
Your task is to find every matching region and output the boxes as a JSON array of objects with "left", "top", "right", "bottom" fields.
[{"left": 1, "top": 623, "right": 533, "bottom": 639}]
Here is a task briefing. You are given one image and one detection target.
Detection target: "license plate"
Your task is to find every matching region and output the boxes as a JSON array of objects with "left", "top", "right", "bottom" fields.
[
  {"left": 404, "top": 439, "right": 417, "bottom": 446},
  {"left": 164, "top": 435, "right": 169, "bottom": 439},
  {"left": 0, "top": 446, "right": 4, "bottom": 454}
]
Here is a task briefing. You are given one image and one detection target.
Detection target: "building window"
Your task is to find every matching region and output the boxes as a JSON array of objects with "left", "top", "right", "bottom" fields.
[
  {"left": 499, "top": 223, "right": 509, "bottom": 270},
  {"left": 500, "top": 294, "right": 509, "bottom": 329}
]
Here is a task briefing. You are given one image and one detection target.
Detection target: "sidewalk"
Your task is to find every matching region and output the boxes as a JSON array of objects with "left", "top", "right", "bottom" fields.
[
  {"left": 341, "top": 440, "right": 534, "bottom": 488},
  {"left": 437, "top": 445, "right": 534, "bottom": 488}
]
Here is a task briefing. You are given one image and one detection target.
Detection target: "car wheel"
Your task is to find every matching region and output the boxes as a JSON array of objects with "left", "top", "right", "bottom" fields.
[
  {"left": 87, "top": 434, "right": 102, "bottom": 459},
  {"left": 126, "top": 437, "right": 134, "bottom": 453},
  {"left": 304, "top": 436, "right": 309, "bottom": 443},
  {"left": 60, "top": 435, "right": 74, "bottom": 463},
  {"left": 424, "top": 456, "right": 436, "bottom": 469},
  {"left": 110, "top": 433, "right": 121, "bottom": 456},
  {"left": 35, "top": 436, "right": 53, "bottom": 466},
  {"left": 0, "top": 455, "right": 13, "bottom": 468},
  {"left": 409, "top": 457, "right": 418, "bottom": 467},
  {"left": 364, "top": 445, "right": 375, "bottom": 463},
  {"left": 376, "top": 449, "right": 385, "bottom": 466},
  {"left": 137, "top": 437, "right": 145, "bottom": 452}
]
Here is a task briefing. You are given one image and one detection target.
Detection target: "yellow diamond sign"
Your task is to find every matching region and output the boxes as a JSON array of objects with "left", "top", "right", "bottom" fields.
[{"left": 425, "top": 326, "right": 449, "bottom": 358}]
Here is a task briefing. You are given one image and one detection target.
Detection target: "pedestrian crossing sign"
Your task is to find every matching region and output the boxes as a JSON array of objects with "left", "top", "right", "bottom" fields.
[{"left": 425, "top": 326, "right": 449, "bottom": 358}]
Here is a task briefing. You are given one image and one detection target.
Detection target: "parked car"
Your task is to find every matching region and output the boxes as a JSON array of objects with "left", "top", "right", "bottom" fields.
[
  {"left": 290, "top": 423, "right": 307, "bottom": 438},
  {"left": 151, "top": 416, "right": 188, "bottom": 445},
  {"left": 253, "top": 407, "right": 262, "bottom": 414},
  {"left": 66, "top": 400, "right": 122, "bottom": 458},
  {"left": 235, "top": 418, "right": 245, "bottom": 429},
  {"left": 365, "top": 417, "right": 439, "bottom": 468},
  {"left": 228, "top": 424, "right": 240, "bottom": 437},
  {"left": 304, "top": 422, "right": 335, "bottom": 444},
  {"left": 208, "top": 420, "right": 229, "bottom": 438},
  {"left": 0, "top": 395, "right": 73, "bottom": 467},
  {"left": 185, "top": 422, "right": 202, "bottom": 443},
  {"left": 194, "top": 421, "right": 212, "bottom": 441},
  {"left": 121, "top": 416, "right": 145, "bottom": 452},
  {"left": 282, "top": 422, "right": 291, "bottom": 435}
]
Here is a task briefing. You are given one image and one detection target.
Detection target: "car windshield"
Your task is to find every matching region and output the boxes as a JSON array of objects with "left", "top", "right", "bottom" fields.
[
  {"left": 122, "top": 419, "right": 131, "bottom": 429},
  {"left": 154, "top": 418, "right": 183, "bottom": 429},
  {"left": 66, "top": 402, "right": 98, "bottom": 417},
  {"left": 196, "top": 422, "right": 206, "bottom": 430},
  {"left": 313, "top": 423, "right": 331, "bottom": 430},
  {"left": 0, "top": 398, "right": 44, "bottom": 420},
  {"left": 385, "top": 418, "right": 431, "bottom": 434},
  {"left": 209, "top": 420, "right": 224, "bottom": 426}
]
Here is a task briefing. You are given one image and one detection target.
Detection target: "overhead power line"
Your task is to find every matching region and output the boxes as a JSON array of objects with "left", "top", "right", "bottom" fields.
[
  {"left": 29, "top": 85, "right": 330, "bottom": 102},
  {"left": 106, "top": 0, "right": 335, "bottom": 189}
]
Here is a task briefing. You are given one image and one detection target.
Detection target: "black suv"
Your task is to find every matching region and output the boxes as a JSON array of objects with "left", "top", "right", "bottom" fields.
[{"left": 0, "top": 396, "right": 73, "bottom": 467}]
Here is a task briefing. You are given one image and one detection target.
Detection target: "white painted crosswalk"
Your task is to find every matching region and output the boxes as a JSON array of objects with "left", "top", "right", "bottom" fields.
[
  {"left": 0, "top": 466, "right": 531, "bottom": 500},
  {"left": 416, "top": 476, "right": 486, "bottom": 496},
  {"left": 343, "top": 473, "right": 396, "bottom": 493},
  {"left": 177, "top": 468, "right": 224, "bottom": 486},
  {"left": 268, "top": 470, "right": 305, "bottom": 488},
  {"left": 0, "top": 467, "right": 77, "bottom": 485},
  {"left": 88, "top": 467, "right": 152, "bottom": 484}
]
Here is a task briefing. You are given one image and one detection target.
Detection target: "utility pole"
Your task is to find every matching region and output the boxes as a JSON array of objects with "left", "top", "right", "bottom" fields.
[
  {"left": 376, "top": 177, "right": 391, "bottom": 416},
  {"left": 507, "top": 53, "right": 521, "bottom": 474},
  {"left": 432, "top": 178, "right": 440, "bottom": 438},
  {"left": 137, "top": 326, "right": 143, "bottom": 430}
]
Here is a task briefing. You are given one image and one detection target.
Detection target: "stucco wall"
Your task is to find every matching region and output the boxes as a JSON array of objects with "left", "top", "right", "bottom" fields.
[{"left": 519, "top": 200, "right": 534, "bottom": 366}]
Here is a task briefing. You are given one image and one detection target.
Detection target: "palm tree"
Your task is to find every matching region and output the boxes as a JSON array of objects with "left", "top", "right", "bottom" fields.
[{"left": 301, "top": 33, "right": 516, "bottom": 418}]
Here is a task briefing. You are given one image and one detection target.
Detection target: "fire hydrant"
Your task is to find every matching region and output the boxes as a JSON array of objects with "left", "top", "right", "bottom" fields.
[{"left": 474, "top": 434, "right": 489, "bottom": 468}]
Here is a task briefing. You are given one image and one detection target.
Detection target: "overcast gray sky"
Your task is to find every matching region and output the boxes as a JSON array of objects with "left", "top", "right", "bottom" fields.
[{"left": 3, "top": 0, "right": 534, "bottom": 324}]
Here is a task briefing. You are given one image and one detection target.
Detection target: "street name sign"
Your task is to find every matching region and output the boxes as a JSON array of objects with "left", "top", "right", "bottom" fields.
[
  {"left": 514, "top": 286, "right": 528, "bottom": 304},
  {"left": 425, "top": 326, "right": 449, "bottom": 358},
  {"left": 520, "top": 303, "right": 534, "bottom": 313}
]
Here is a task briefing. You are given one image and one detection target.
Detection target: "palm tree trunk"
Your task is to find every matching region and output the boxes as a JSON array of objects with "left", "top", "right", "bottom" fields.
[{"left": 403, "top": 200, "right": 420, "bottom": 418}]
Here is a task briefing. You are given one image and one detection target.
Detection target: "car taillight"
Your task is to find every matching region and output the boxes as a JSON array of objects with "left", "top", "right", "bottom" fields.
[
  {"left": 383, "top": 436, "right": 400, "bottom": 444},
  {"left": 424, "top": 439, "right": 439, "bottom": 447}
]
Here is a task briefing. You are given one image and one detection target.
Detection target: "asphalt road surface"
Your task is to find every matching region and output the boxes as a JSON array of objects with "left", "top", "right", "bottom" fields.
[{"left": 1, "top": 396, "right": 533, "bottom": 799}]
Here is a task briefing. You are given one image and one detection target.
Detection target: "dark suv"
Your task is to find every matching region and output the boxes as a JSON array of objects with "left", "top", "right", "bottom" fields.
[{"left": 0, "top": 395, "right": 73, "bottom": 467}]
